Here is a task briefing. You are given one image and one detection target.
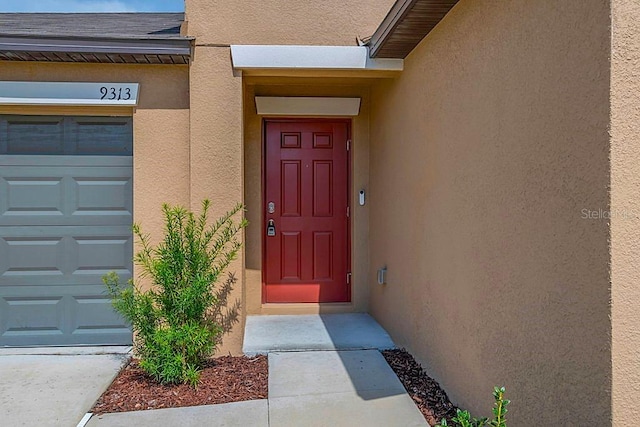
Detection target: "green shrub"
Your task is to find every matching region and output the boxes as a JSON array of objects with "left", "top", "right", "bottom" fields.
[
  {"left": 104, "top": 200, "right": 247, "bottom": 386},
  {"left": 437, "top": 387, "right": 510, "bottom": 427}
]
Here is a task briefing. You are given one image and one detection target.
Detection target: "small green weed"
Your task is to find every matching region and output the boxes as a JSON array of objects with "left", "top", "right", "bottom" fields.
[{"left": 436, "top": 387, "right": 510, "bottom": 427}]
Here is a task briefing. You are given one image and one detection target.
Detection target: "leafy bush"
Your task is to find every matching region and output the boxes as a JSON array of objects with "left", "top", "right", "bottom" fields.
[
  {"left": 104, "top": 200, "right": 247, "bottom": 386},
  {"left": 437, "top": 387, "right": 510, "bottom": 427}
]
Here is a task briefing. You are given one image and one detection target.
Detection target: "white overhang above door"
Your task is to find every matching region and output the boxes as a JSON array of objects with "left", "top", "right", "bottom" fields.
[{"left": 230, "top": 45, "right": 403, "bottom": 77}]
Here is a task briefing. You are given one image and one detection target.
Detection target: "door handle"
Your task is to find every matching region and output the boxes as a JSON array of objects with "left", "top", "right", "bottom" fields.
[{"left": 267, "top": 219, "right": 276, "bottom": 237}]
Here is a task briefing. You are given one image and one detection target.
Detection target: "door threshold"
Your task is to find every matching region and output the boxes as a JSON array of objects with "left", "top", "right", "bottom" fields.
[{"left": 259, "top": 302, "right": 355, "bottom": 315}]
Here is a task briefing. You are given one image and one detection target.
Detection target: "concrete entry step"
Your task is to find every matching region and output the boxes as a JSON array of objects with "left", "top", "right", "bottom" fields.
[{"left": 242, "top": 313, "right": 395, "bottom": 355}]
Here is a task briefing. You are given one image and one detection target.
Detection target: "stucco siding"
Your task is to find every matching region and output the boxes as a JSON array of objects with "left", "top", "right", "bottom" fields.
[
  {"left": 369, "top": 1, "right": 611, "bottom": 425},
  {"left": 185, "top": 0, "right": 395, "bottom": 46},
  {"left": 185, "top": 0, "right": 396, "bottom": 352},
  {"left": 611, "top": 0, "right": 640, "bottom": 424},
  {"left": 188, "top": 46, "right": 245, "bottom": 354}
]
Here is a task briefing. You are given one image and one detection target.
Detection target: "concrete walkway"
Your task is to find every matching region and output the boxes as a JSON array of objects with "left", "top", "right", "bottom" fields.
[
  {"left": 268, "top": 350, "right": 427, "bottom": 427},
  {"left": 4, "top": 315, "right": 426, "bottom": 426},
  {"left": 87, "top": 400, "right": 269, "bottom": 427},
  {"left": 88, "top": 315, "right": 425, "bottom": 426},
  {"left": 0, "top": 347, "right": 129, "bottom": 427},
  {"left": 88, "top": 350, "right": 427, "bottom": 427}
]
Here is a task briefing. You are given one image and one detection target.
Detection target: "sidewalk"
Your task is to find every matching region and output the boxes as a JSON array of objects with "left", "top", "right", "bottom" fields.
[
  {"left": 88, "top": 315, "right": 427, "bottom": 426},
  {"left": 0, "top": 315, "right": 426, "bottom": 426},
  {"left": 268, "top": 350, "right": 426, "bottom": 427},
  {"left": 88, "top": 350, "right": 427, "bottom": 427},
  {"left": 0, "top": 347, "right": 129, "bottom": 427}
]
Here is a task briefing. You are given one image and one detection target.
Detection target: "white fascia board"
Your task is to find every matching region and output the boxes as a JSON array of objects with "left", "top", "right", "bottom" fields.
[
  {"left": 231, "top": 45, "right": 403, "bottom": 71},
  {"left": 0, "top": 81, "right": 139, "bottom": 106},
  {"left": 255, "top": 97, "right": 361, "bottom": 116}
]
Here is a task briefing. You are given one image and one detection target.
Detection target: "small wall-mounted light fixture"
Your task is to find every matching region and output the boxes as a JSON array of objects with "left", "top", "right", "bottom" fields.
[
  {"left": 359, "top": 189, "right": 366, "bottom": 206},
  {"left": 377, "top": 266, "right": 387, "bottom": 285}
]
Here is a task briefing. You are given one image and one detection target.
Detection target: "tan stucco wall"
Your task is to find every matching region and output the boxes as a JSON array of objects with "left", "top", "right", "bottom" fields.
[
  {"left": 0, "top": 61, "right": 190, "bottom": 256},
  {"left": 185, "top": 0, "right": 395, "bottom": 45},
  {"left": 243, "top": 77, "right": 374, "bottom": 316},
  {"left": 187, "top": 47, "right": 245, "bottom": 355},
  {"left": 368, "top": 1, "right": 611, "bottom": 425},
  {"left": 611, "top": 0, "right": 640, "bottom": 423},
  {"left": 188, "top": 49, "right": 383, "bottom": 352},
  {"left": 185, "top": 0, "right": 397, "bottom": 353}
]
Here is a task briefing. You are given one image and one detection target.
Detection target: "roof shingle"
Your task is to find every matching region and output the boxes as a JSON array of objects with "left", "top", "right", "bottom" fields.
[{"left": 0, "top": 13, "right": 186, "bottom": 40}]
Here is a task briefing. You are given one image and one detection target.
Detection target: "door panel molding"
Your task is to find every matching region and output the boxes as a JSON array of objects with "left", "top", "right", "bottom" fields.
[{"left": 262, "top": 118, "right": 351, "bottom": 303}]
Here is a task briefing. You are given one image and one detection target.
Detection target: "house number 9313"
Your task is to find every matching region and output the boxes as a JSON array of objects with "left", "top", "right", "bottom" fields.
[{"left": 100, "top": 86, "right": 132, "bottom": 101}]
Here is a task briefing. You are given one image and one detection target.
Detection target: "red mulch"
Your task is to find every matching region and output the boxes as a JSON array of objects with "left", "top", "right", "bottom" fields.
[
  {"left": 91, "top": 355, "right": 268, "bottom": 415},
  {"left": 382, "top": 349, "right": 457, "bottom": 426}
]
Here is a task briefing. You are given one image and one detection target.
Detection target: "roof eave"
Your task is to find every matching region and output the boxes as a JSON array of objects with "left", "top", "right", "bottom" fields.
[
  {"left": 0, "top": 35, "right": 192, "bottom": 64},
  {"left": 368, "top": 0, "right": 459, "bottom": 59},
  {"left": 369, "top": 0, "right": 419, "bottom": 58}
]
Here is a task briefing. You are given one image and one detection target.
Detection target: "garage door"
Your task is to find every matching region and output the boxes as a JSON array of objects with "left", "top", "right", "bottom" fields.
[{"left": 0, "top": 115, "right": 133, "bottom": 346}]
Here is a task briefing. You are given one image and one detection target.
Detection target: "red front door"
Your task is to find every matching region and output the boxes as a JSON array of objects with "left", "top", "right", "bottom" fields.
[{"left": 264, "top": 120, "right": 350, "bottom": 303}]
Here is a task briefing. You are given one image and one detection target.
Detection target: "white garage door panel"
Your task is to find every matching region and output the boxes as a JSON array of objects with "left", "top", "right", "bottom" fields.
[{"left": 0, "top": 115, "right": 133, "bottom": 346}]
